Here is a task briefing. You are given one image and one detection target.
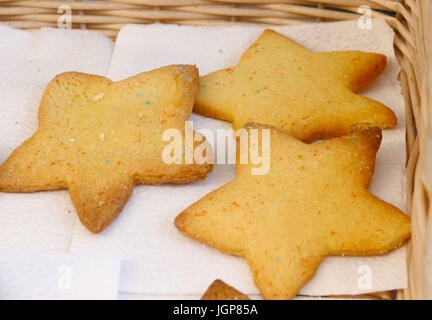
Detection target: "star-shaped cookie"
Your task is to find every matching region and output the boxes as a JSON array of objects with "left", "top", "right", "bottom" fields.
[
  {"left": 195, "top": 29, "right": 397, "bottom": 142},
  {"left": 175, "top": 123, "right": 411, "bottom": 299},
  {"left": 201, "top": 280, "right": 250, "bottom": 300},
  {"left": 0, "top": 65, "right": 213, "bottom": 233}
]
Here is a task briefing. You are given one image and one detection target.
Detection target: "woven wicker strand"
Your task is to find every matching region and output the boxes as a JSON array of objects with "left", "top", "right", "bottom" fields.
[{"left": 0, "top": 0, "right": 430, "bottom": 300}]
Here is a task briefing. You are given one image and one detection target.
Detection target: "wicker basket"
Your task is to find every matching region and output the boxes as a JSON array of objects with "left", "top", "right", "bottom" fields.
[{"left": 0, "top": 0, "right": 430, "bottom": 300}]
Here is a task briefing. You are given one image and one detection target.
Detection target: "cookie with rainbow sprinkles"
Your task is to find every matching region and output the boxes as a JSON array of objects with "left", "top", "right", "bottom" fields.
[
  {"left": 0, "top": 65, "right": 213, "bottom": 233},
  {"left": 195, "top": 29, "right": 397, "bottom": 142},
  {"left": 175, "top": 123, "right": 411, "bottom": 299}
]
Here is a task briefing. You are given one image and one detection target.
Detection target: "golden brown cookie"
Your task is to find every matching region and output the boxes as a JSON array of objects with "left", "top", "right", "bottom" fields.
[
  {"left": 201, "top": 280, "right": 250, "bottom": 300},
  {"left": 195, "top": 29, "right": 397, "bottom": 142},
  {"left": 175, "top": 123, "right": 411, "bottom": 300},
  {"left": 0, "top": 65, "right": 213, "bottom": 233}
]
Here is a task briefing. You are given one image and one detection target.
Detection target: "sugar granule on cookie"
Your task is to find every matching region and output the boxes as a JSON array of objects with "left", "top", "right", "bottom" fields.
[
  {"left": 201, "top": 280, "right": 250, "bottom": 300},
  {"left": 0, "top": 65, "right": 213, "bottom": 233},
  {"left": 175, "top": 124, "right": 411, "bottom": 300},
  {"left": 196, "top": 29, "right": 397, "bottom": 142}
]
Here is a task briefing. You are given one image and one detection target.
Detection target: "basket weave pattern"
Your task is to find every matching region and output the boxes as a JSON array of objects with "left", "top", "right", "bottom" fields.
[{"left": 0, "top": 0, "right": 430, "bottom": 300}]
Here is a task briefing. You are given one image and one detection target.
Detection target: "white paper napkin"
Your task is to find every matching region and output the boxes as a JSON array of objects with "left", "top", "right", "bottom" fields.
[
  {"left": 0, "top": 252, "right": 121, "bottom": 299},
  {"left": 0, "top": 26, "right": 114, "bottom": 253},
  {"left": 69, "top": 19, "right": 408, "bottom": 297}
]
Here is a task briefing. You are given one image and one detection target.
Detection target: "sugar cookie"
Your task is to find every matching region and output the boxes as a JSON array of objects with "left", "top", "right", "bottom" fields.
[
  {"left": 175, "top": 124, "right": 410, "bottom": 299},
  {"left": 196, "top": 30, "right": 397, "bottom": 142},
  {"left": 0, "top": 65, "right": 213, "bottom": 233}
]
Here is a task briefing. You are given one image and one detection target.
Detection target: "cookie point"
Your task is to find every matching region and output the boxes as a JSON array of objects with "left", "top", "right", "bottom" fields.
[
  {"left": 174, "top": 212, "right": 186, "bottom": 230},
  {"left": 86, "top": 223, "right": 105, "bottom": 234},
  {"left": 262, "top": 29, "right": 278, "bottom": 36},
  {"left": 376, "top": 52, "right": 387, "bottom": 68}
]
